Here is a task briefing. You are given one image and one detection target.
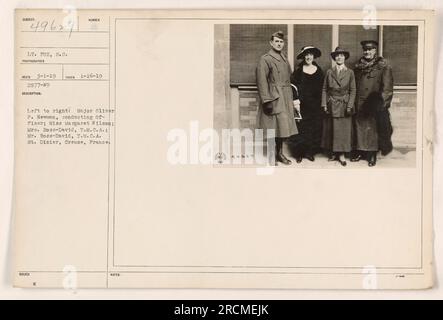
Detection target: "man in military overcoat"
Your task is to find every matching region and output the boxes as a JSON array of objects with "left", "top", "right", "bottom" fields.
[
  {"left": 352, "top": 40, "right": 394, "bottom": 167},
  {"left": 256, "top": 31, "right": 298, "bottom": 165}
]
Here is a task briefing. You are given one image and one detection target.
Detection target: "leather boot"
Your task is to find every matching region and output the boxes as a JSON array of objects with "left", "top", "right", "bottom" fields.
[
  {"left": 276, "top": 138, "right": 291, "bottom": 165},
  {"left": 368, "top": 152, "right": 377, "bottom": 167}
]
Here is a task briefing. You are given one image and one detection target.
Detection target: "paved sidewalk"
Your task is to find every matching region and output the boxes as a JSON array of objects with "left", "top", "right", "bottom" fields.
[{"left": 280, "top": 144, "right": 416, "bottom": 168}]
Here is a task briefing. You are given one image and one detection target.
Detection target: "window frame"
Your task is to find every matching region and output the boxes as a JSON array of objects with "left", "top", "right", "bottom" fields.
[{"left": 229, "top": 24, "right": 417, "bottom": 89}]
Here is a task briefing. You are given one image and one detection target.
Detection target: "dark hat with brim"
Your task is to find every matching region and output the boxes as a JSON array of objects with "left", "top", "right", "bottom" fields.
[
  {"left": 360, "top": 40, "right": 378, "bottom": 49},
  {"left": 296, "top": 46, "right": 321, "bottom": 60},
  {"left": 330, "top": 46, "right": 350, "bottom": 60}
]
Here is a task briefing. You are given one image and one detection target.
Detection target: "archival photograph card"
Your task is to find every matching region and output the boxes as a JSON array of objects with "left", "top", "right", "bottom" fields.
[{"left": 13, "top": 9, "right": 434, "bottom": 289}]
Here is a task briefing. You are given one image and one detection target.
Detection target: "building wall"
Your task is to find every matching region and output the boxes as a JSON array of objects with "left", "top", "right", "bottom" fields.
[
  {"left": 213, "top": 25, "right": 231, "bottom": 131},
  {"left": 389, "top": 90, "right": 417, "bottom": 149},
  {"left": 239, "top": 90, "right": 260, "bottom": 129}
]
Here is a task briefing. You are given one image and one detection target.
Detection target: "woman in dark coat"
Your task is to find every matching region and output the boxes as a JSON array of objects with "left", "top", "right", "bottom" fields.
[
  {"left": 321, "top": 47, "right": 356, "bottom": 166},
  {"left": 288, "top": 46, "right": 324, "bottom": 163}
]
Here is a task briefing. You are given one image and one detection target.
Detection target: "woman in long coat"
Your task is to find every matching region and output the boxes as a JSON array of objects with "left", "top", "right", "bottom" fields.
[
  {"left": 288, "top": 46, "right": 324, "bottom": 163},
  {"left": 321, "top": 47, "right": 356, "bottom": 166}
]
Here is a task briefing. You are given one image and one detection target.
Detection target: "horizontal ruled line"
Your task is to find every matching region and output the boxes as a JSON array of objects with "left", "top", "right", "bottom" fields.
[
  {"left": 111, "top": 271, "right": 426, "bottom": 275},
  {"left": 18, "top": 271, "right": 107, "bottom": 273},
  {"left": 20, "top": 78, "right": 109, "bottom": 81},
  {"left": 21, "top": 30, "right": 109, "bottom": 33},
  {"left": 20, "top": 63, "right": 109, "bottom": 65},
  {"left": 17, "top": 270, "right": 426, "bottom": 275},
  {"left": 20, "top": 46, "right": 109, "bottom": 49},
  {"left": 114, "top": 264, "right": 423, "bottom": 269}
]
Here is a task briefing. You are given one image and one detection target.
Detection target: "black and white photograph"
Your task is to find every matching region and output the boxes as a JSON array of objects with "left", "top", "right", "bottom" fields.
[
  {"left": 214, "top": 23, "right": 418, "bottom": 167},
  {"left": 5, "top": 7, "right": 435, "bottom": 292}
]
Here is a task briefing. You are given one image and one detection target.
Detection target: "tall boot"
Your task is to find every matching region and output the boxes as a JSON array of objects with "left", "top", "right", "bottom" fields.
[
  {"left": 368, "top": 151, "right": 377, "bottom": 167},
  {"left": 276, "top": 138, "right": 291, "bottom": 165}
]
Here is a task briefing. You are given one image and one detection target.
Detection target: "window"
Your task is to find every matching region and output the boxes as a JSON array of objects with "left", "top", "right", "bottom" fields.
[
  {"left": 382, "top": 26, "right": 418, "bottom": 86},
  {"left": 229, "top": 24, "right": 418, "bottom": 87},
  {"left": 230, "top": 24, "right": 287, "bottom": 85},
  {"left": 293, "top": 25, "right": 332, "bottom": 73},
  {"left": 338, "top": 25, "right": 379, "bottom": 69}
]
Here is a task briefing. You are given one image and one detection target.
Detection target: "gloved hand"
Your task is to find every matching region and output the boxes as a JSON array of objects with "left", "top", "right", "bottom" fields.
[
  {"left": 263, "top": 101, "right": 274, "bottom": 115},
  {"left": 322, "top": 105, "right": 329, "bottom": 114},
  {"left": 345, "top": 107, "right": 353, "bottom": 117}
]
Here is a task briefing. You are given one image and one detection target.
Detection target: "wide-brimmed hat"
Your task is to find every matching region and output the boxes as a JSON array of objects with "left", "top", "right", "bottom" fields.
[
  {"left": 330, "top": 46, "right": 350, "bottom": 60},
  {"left": 360, "top": 40, "right": 378, "bottom": 49},
  {"left": 296, "top": 46, "right": 321, "bottom": 60}
]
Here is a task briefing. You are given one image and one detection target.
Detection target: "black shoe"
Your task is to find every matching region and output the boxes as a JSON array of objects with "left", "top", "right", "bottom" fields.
[
  {"left": 277, "top": 154, "right": 292, "bottom": 165},
  {"left": 351, "top": 154, "right": 363, "bottom": 162},
  {"left": 281, "top": 153, "right": 292, "bottom": 165},
  {"left": 305, "top": 155, "right": 315, "bottom": 162},
  {"left": 295, "top": 156, "right": 302, "bottom": 163},
  {"left": 338, "top": 159, "right": 347, "bottom": 167}
]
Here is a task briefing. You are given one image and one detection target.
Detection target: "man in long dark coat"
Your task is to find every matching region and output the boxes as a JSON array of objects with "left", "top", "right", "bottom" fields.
[
  {"left": 256, "top": 31, "right": 298, "bottom": 165},
  {"left": 352, "top": 40, "right": 394, "bottom": 167}
]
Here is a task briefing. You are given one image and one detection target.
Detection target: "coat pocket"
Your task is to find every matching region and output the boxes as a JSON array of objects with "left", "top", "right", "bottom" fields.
[
  {"left": 328, "top": 95, "right": 349, "bottom": 118},
  {"left": 262, "top": 98, "right": 280, "bottom": 117},
  {"left": 267, "top": 85, "right": 283, "bottom": 115}
]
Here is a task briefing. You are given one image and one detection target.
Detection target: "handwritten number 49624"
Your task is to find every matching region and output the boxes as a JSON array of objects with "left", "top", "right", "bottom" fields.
[{"left": 29, "top": 20, "right": 75, "bottom": 37}]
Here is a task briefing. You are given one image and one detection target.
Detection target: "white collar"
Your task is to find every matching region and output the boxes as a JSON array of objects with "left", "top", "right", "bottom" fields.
[{"left": 335, "top": 64, "right": 346, "bottom": 71}]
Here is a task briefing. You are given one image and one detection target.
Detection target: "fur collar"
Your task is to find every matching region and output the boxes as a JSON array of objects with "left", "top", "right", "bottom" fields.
[{"left": 355, "top": 56, "right": 388, "bottom": 72}]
